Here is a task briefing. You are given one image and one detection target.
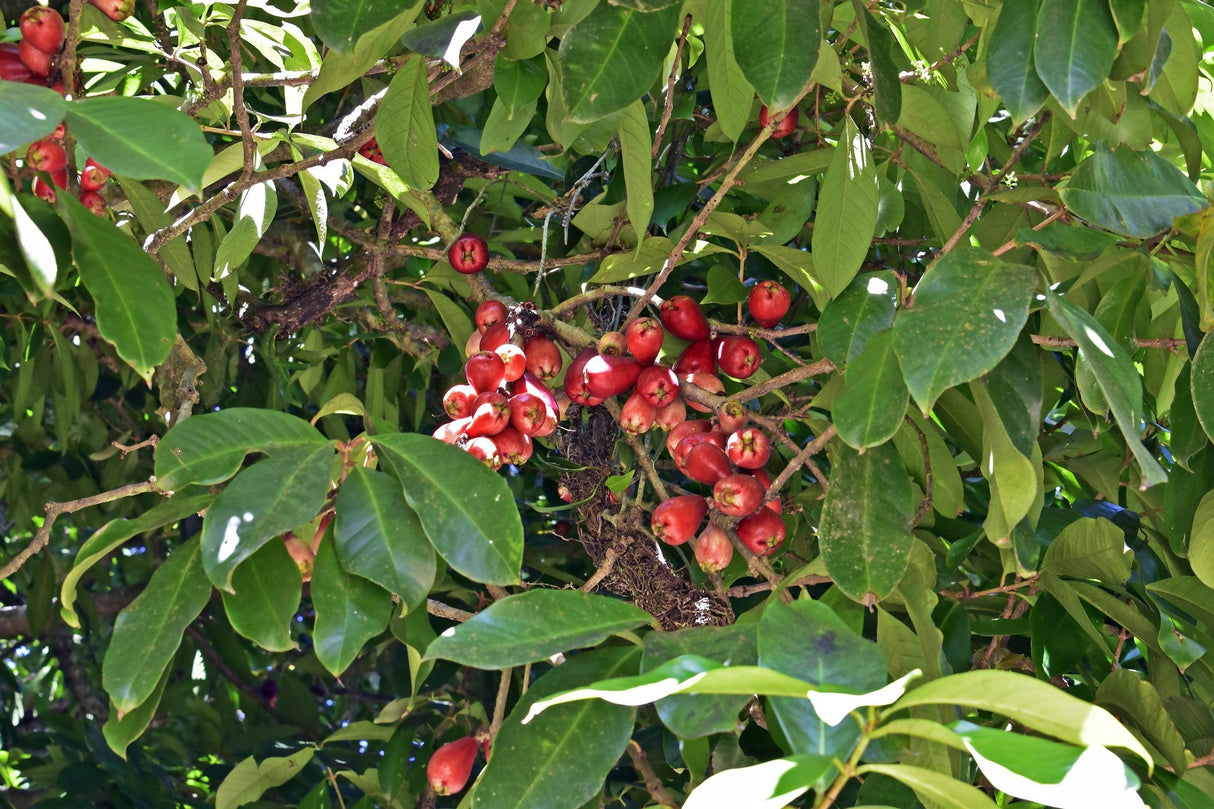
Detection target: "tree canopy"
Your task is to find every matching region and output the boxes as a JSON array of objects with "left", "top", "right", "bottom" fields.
[{"left": 3, "top": 0, "right": 1214, "bottom": 807}]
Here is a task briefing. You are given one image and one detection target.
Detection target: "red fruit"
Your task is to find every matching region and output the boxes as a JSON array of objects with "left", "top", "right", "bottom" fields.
[
  {"left": 509, "top": 392, "right": 551, "bottom": 436},
  {"left": 583, "top": 354, "right": 641, "bottom": 399},
  {"left": 79, "top": 190, "right": 106, "bottom": 216},
  {"left": 464, "top": 329, "right": 482, "bottom": 357},
  {"left": 666, "top": 419, "right": 713, "bottom": 457},
  {"left": 715, "top": 335, "right": 761, "bottom": 379},
  {"left": 466, "top": 392, "right": 509, "bottom": 438},
  {"left": 736, "top": 509, "right": 785, "bottom": 556},
  {"left": 0, "top": 43, "right": 36, "bottom": 82},
  {"left": 619, "top": 391, "right": 656, "bottom": 435},
  {"left": 49, "top": 122, "right": 66, "bottom": 140},
  {"left": 465, "top": 351, "right": 506, "bottom": 394},
  {"left": 673, "top": 339, "right": 715, "bottom": 375},
  {"left": 695, "top": 525, "right": 734, "bottom": 572},
  {"left": 748, "top": 280, "right": 791, "bottom": 328},
  {"left": 759, "top": 105, "right": 798, "bottom": 138},
  {"left": 512, "top": 373, "right": 559, "bottom": 418},
  {"left": 660, "top": 295, "right": 710, "bottom": 341},
  {"left": 726, "top": 427, "right": 771, "bottom": 470},
  {"left": 625, "top": 317, "right": 664, "bottom": 366},
  {"left": 636, "top": 364, "right": 680, "bottom": 408},
  {"left": 20, "top": 7, "right": 66, "bottom": 55},
  {"left": 357, "top": 137, "right": 387, "bottom": 165},
  {"left": 673, "top": 430, "right": 727, "bottom": 469},
  {"left": 443, "top": 384, "right": 478, "bottom": 419},
  {"left": 26, "top": 139, "right": 67, "bottom": 174},
  {"left": 753, "top": 468, "right": 781, "bottom": 514},
  {"left": 479, "top": 322, "right": 510, "bottom": 353},
  {"left": 88, "top": 0, "right": 136, "bottom": 22},
  {"left": 475, "top": 300, "right": 507, "bottom": 332},
  {"left": 448, "top": 234, "right": 489, "bottom": 274},
  {"left": 716, "top": 401, "right": 748, "bottom": 434},
  {"left": 682, "top": 441, "right": 733, "bottom": 485},
  {"left": 682, "top": 372, "right": 725, "bottom": 413},
  {"left": 433, "top": 416, "right": 471, "bottom": 444},
  {"left": 492, "top": 426, "right": 533, "bottom": 465},
  {"left": 524, "top": 335, "right": 562, "bottom": 380},
  {"left": 597, "top": 330, "right": 627, "bottom": 356},
  {"left": 32, "top": 174, "right": 60, "bottom": 202},
  {"left": 18, "top": 39, "right": 53, "bottom": 77},
  {"left": 654, "top": 398, "right": 687, "bottom": 430},
  {"left": 650, "top": 495, "right": 708, "bottom": 546},
  {"left": 712, "top": 474, "right": 765, "bottom": 517},
  {"left": 563, "top": 348, "right": 602, "bottom": 406},
  {"left": 465, "top": 436, "right": 502, "bottom": 470},
  {"left": 495, "top": 343, "right": 527, "bottom": 383}
]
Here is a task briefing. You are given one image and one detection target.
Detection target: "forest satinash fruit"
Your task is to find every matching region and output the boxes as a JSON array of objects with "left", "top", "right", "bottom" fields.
[
  {"left": 475, "top": 300, "right": 507, "bottom": 332},
  {"left": 448, "top": 233, "right": 489, "bottom": 274},
  {"left": 748, "top": 280, "right": 792, "bottom": 328},
  {"left": 759, "top": 105, "right": 798, "bottom": 138},
  {"left": 428, "top": 736, "right": 479, "bottom": 796},
  {"left": 736, "top": 508, "right": 785, "bottom": 556},
  {"left": 651, "top": 495, "right": 708, "bottom": 545},
  {"left": 694, "top": 524, "right": 734, "bottom": 572},
  {"left": 625, "top": 317, "right": 663, "bottom": 365},
  {"left": 26, "top": 139, "right": 67, "bottom": 174},
  {"left": 20, "top": 7, "right": 65, "bottom": 55},
  {"left": 660, "top": 295, "right": 710, "bottom": 341},
  {"left": 715, "top": 335, "right": 761, "bottom": 379},
  {"left": 712, "top": 473, "right": 765, "bottom": 517}
]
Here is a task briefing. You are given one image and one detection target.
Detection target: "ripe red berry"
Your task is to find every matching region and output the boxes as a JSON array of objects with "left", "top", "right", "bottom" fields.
[
  {"left": 475, "top": 300, "right": 507, "bottom": 333},
  {"left": 715, "top": 335, "right": 761, "bottom": 379},
  {"left": 712, "top": 473, "right": 765, "bottom": 517},
  {"left": 508, "top": 392, "right": 551, "bottom": 436},
  {"left": 651, "top": 495, "right": 708, "bottom": 545},
  {"left": 716, "top": 401, "right": 748, "bottom": 434},
  {"left": 465, "top": 351, "right": 506, "bottom": 394},
  {"left": 32, "top": 175, "right": 57, "bottom": 202},
  {"left": 511, "top": 373, "right": 559, "bottom": 420},
  {"left": 736, "top": 509, "right": 785, "bottom": 556},
  {"left": 665, "top": 418, "right": 713, "bottom": 458},
  {"left": 479, "top": 321, "right": 510, "bottom": 353},
  {"left": 465, "top": 436, "right": 502, "bottom": 469},
  {"left": 18, "top": 39, "right": 53, "bottom": 77},
  {"left": 625, "top": 317, "right": 664, "bottom": 366},
  {"left": 88, "top": 0, "right": 135, "bottom": 22},
  {"left": 636, "top": 364, "right": 680, "bottom": 408},
  {"left": 448, "top": 233, "right": 489, "bottom": 274},
  {"left": 524, "top": 335, "right": 562, "bottom": 380},
  {"left": 357, "top": 137, "right": 387, "bottom": 165},
  {"left": 726, "top": 427, "right": 771, "bottom": 470},
  {"left": 443, "top": 384, "right": 478, "bottom": 419},
  {"left": 466, "top": 392, "right": 510, "bottom": 437},
  {"left": 583, "top": 354, "right": 641, "bottom": 400},
  {"left": 673, "top": 430, "right": 726, "bottom": 469},
  {"left": 20, "top": 7, "right": 65, "bottom": 55},
  {"left": 672, "top": 339, "right": 715, "bottom": 376},
  {"left": 495, "top": 343, "right": 527, "bottom": 383},
  {"left": 563, "top": 348, "right": 602, "bottom": 406},
  {"left": 759, "top": 105, "right": 798, "bottom": 138},
  {"left": 654, "top": 398, "right": 687, "bottom": 430},
  {"left": 491, "top": 426, "right": 533, "bottom": 465},
  {"left": 0, "top": 43, "right": 36, "bottom": 83},
  {"left": 660, "top": 295, "right": 710, "bottom": 341},
  {"left": 433, "top": 416, "right": 471, "bottom": 444},
  {"left": 748, "top": 280, "right": 792, "bottom": 328},
  {"left": 695, "top": 525, "right": 734, "bottom": 572},
  {"left": 26, "top": 138, "right": 67, "bottom": 174},
  {"left": 49, "top": 122, "right": 66, "bottom": 140},
  {"left": 619, "top": 391, "right": 656, "bottom": 435},
  {"left": 682, "top": 440, "right": 733, "bottom": 485},
  {"left": 682, "top": 372, "right": 725, "bottom": 413},
  {"left": 79, "top": 190, "right": 107, "bottom": 216}
]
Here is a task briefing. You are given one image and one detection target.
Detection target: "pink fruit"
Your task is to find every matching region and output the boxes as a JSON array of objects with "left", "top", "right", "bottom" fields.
[
  {"left": 495, "top": 343, "right": 527, "bottom": 382},
  {"left": 695, "top": 525, "right": 734, "bottom": 572},
  {"left": 636, "top": 364, "right": 680, "bottom": 408},
  {"left": 465, "top": 436, "right": 503, "bottom": 470},
  {"left": 524, "top": 335, "right": 562, "bottom": 380},
  {"left": 625, "top": 317, "right": 664, "bottom": 366},
  {"left": 26, "top": 138, "right": 67, "bottom": 174},
  {"left": 491, "top": 426, "right": 533, "bottom": 465},
  {"left": 597, "top": 330, "right": 626, "bottom": 356},
  {"left": 651, "top": 495, "right": 708, "bottom": 545},
  {"left": 736, "top": 509, "right": 785, "bottom": 556},
  {"left": 712, "top": 473, "right": 765, "bottom": 517},
  {"left": 20, "top": 7, "right": 65, "bottom": 55},
  {"left": 654, "top": 398, "right": 687, "bottom": 430},
  {"left": 475, "top": 300, "right": 507, "bottom": 332},
  {"left": 448, "top": 234, "right": 489, "bottom": 274},
  {"left": 619, "top": 391, "right": 656, "bottom": 435},
  {"left": 748, "top": 280, "right": 791, "bottom": 328},
  {"left": 18, "top": 39, "right": 53, "bottom": 77},
  {"left": 673, "top": 339, "right": 715, "bottom": 375},
  {"left": 682, "top": 441, "right": 733, "bottom": 485},
  {"left": 583, "top": 354, "right": 641, "bottom": 399},
  {"left": 726, "top": 427, "right": 771, "bottom": 470},
  {"left": 443, "top": 384, "right": 478, "bottom": 419},
  {"left": 428, "top": 737, "right": 479, "bottom": 796},
  {"left": 465, "top": 350, "right": 506, "bottom": 394},
  {"left": 716, "top": 401, "right": 748, "bottom": 434},
  {"left": 666, "top": 419, "right": 713, "bottom": 457}
]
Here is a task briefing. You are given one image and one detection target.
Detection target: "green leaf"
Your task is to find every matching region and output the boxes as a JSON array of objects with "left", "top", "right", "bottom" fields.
[
  {"left": 1095, "top": 669, "right": 1188, "bottom": 774},
  {"left": 1189, "top": 491, "right": 1214, "bottom": 589},
  {"left": 986, "top": 0, "right": 1049, "bottom": 123},
  {"left": 896, "top": 247, "right": 1036, "bottom": 412},
  {"left": 376, "top": 55, "right": 439, "bottom": 190},
  {"left": 58, "top": 193, "right": 175, "bottom": 383},
  {"left": 399, "top": 9, "right": 481, "bottom": 68},
  {"left": 334, "top": 466, "right": 436, "bottom": 611},
  {"left": 102, "top": 538, "right": 212, "bottom": 715},
  {"left": 972, "top": 381, "right": 1039, "bottom": 543},
  {"left": 1109, "top": 0, "right": 1145, "bottom": 42},
  {"left": 215, "top": 749, "right": 316, "bottom": 809},
  {"left": 618, "top": 101, "right": 654, "bottom": 239},
  {"left": 302, "top": 4, "right": 423, "bottom": 109},
  {"left": 682, "top": 755, "right": 833, "bottom": 809},
  {"left": 200, "top": 443, "right": 335, "bottom": 592},
  {"left": 558, "top": 3, "right": 680, "bottom": 123},
  {"left": 103, "top": 666, "right": 169, "bottom": 758},
  {"left": 1046, "top": 291, "right": 1167, "bottom": 488},
  {"left": 818, "top": 443, "right": 916, "bottom": 603},
  {"left": 213, "top": 182, "right": 277, "bottom": 280},
  {"left": 0, "top": 82, "right": 66, "bottom": 154},
  {"left": 310, "top": 0, "right": 416, "bottom": 52},
  {"left": 1033, "top": 0, "right": 1118, "bottom": 117},
  {"left": 425, "top": 589, "right": 652, "bottom": 669},
  {"left": 855, "top": 7, "right": 902, "bottom": 125},
  {"left": 811, "top": 116, "right": 879, "bottom": 297},
  {"left": 310, "top": 538, "right": 392, "bottom": 677},
  {"left": 1059, "top": 143, "right": 1206, "bottom": 238},
  {"left": 859, "top": 763, "right": 998, "bottom": 809},
  {"left": 703, "top": 0, "right": 754, "bottom": 142},
  {"left": 1146, "top": 576, "right": 1214, "bottom": 630},
  {"left": 834, "top": 330, "right": 909, "bottom": 450},
  {"left": 0, "top": 177, "right": 57, "bottom": 297},
  {"left": 373, "top": 433, "right": 523, "bottom": 585},
  {"left": 221, "top": 540, "right": 301, "bottom": 652},
  {"left": 1016, "top": 223, "right": 1122, "bottom": 260},
  {"left": 701, "top": 264, "right": 747, "bottom": 305},
  {"left": 889, "top": 669, "right": 1153, "bottom": 770},
  {"left": 61, "top": 493, "right": 211, "bottom": 628},
  {"left": 65, "top": 97, "right": 211, "bottom": 191},
  {"left": 155, "top": 408, "right": 328, "bottom": 491},
  {"left": 1192, "top": 333, "right": 1214, "bottom": 445},
  {"left": 1041, "top": 516, "right": 1133, "bottom": 584},
  {"left": 729, "top": 0, "right": 820, "bottom": 111},
  {"left": 642, "top": 624, "right": 757, "bottom": 738},
  {"left": 472, "top": 648, "right": 638, "bottom": 809},
  {"left": 817, "top": 271, "right": 898, "bottom": 368}
]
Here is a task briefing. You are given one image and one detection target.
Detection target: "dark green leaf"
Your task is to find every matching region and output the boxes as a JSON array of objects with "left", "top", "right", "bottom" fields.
[
  {"left": 618, "top": 100, "right": 654, "bottom": 237},
  {"left": 310, "top": 0, "right": 417, "bottom": 52},
  {"left": 833, "top": 329, "right": 909, "bottom": 450},
  {"left": 701, "top": 264, "right": 747, "bottom": 305},
  {"left": 812, "top": 116, "right": 880, "bottom": 297},
  {"left": 102, "top": 538, "right": 212, "bottom": 714},
  {"left": 302, "top": 5, "right": 424, "bottom": 109},
  {"left": 703, "top": 0, "right": 754, "bottom": 142},
  {"left": 103, "top": 667, "right": 169, "bottom": 758},
  {"left": 373, "top": 433, "right": 524, "bottom": 585},
  {"left": 1109, "top": 0, "right": 1145, "bottom": 42},
  {"left": 425, "top": 589, "right": 653, "bottom": 669},
  {"left": 399, "top": 9, "right": 481, "bottom": 65},
  {"left": 334, "top": 466, "right": 436, "bottom": 611},
  {"left": 376, "top": 55, "right": 439, "bottom": 190},
  {"left": 987, "top": 0, "right": 1049, "bottom": 123},
  {"left": 859, "top": 763, "right": 998, "bottom": 809},
  {"left": 817, "top": 270, "right": 898, "bottom": 368},
  {"left": 310, "top": 538, "right": 392, "bottom": 677},
  {"left": 1015, "top": 222, "right": 1122, "bottom": 259},
  {"left": 215, "top": 750, "right": 317, "bottom": 809},
  {"left": 730, "top": 0, "right": 820, "bottom": 111},
  {"left": 854, "top": 6, "right": 902, "bottom": 124},
  {"left": 1041, "top": 516, "right": 1132, "bottom": 584},
  {"left": 1192, "top": 333, "right": 1214, "bottom": 445},
  {"left": 0, "top": 82, "right": 65, "bottom": 154},
  {"left": 221, "top": 540, "right": 302, "bottom": 652},
  {"left": 1095, "top": 669, "right": 1188, "bottom": 773},
  {"left": 643, "top": 624, "right": 757, "bottom": 738},
  {"left": 1033, "top": 0, "right": 1118, "bottom": 117}
]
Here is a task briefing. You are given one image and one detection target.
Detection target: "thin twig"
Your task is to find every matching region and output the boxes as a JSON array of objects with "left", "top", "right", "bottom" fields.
[
  {"left": 227, "top": 0, "right": 255, "bottom": 180},
  {"left": 489, "top": 667, "right": 512, "bottom": 739},
  {"left": 651, "top": 15, "right": 693, "bottom": 162},
  {"left": 626, "top": 741, "right": 679, "bottom": 808},
  {"left": 426, "top": 599, "right": 475, "bottom": 622}
]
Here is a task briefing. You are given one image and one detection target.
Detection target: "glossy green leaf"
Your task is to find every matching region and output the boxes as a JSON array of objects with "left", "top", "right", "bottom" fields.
[
  {"left": 986, "top": 334, "right": 1043, "bottom": 455},
  {"left": 0, "top": 176, "right": 56, "bottom": 297},
  {"left": 200, "top": 443, "right": 335, "bottom": 591},
  {"left": 642, "top": 624, "right": 757, "bottom": 738},
  {"left": 972, "top": 381, "right": 1039, "bottom": 542},
  {"left": 1188, "top": 490, "right": 1214, "bottom": 588},
  {"left": 65, "top": 97, "right": 211, "bottom": 191},
  {"left": 682, "top": 754, "right": 834, "bottom": 809},
  {"left": 854, "top": 6, "right": 901, "bottom": 125},
  {"left": 1095, "top": 669, "right": 1188, "bottom": 774},
  {"left": 889, "top": 669, "right": 1153, "bottom": 769},
  {"left": 0, "top": 82, "right": 65, "bottom": 154},
  {"left": 376, "top": 55, "right": 439, "bottom": 190},
  {"left": 729, "top": 0, "right": 820, "bottom": 111},
  {"left": 472, "top": 648, "right": 638, "bottom": 809},
  {"left": 61, "top": 492, "right": 209, "bottom": 628},
  {"left": 221, "top": 540, "right": 301, "bottom": 652},
  {"left": 1016, "top": 222, "right": 1122, "bottom": 260},
  {"left": 1033, "top": 0, "right": 1117, "bottom": 117},
  {"left": 618, "top": 100, "right": 654, "bottom": 238},
  {"left": 893, "top": 247, "right": 1036, "bottom": 414},
  {"left": 333, "top": 466, "right": 436, "bottom": 610},
  {"left": 818, "top": 442, "right": 916, "bottom": 602},
  {"left": 155, "top": 408, "right": 328, "bottom": 491},
  {"left": 311, "top": 537, "right": 392, "bottom": 677},
  {"left": 102, "top": 666, "right": 169, "bottom": 758},
  {"left": 1109, "top": 0, "right": 1145, "bottom": 42},
  {"left": 834, "top": 330, "right": 909, "bottom": 450},
  {"left": 558, "top": 3, "right": 679, "bottom": 123},
  {"left": 399, "top": 9, "right": 481, "bottom": 68},
  {"left": 812, "top": 117, "right": 879, "bottom": 297},
  {"left": 302, "top": 5, "right": 423, "bottom": 108},
  {"left": 1041, "top": 517, "right": 1133, "bottom": 584},
  {"left": 58, "top": 193, "right": 175, "bottom": 383},
  {"left": 1192, "top": 334, "right": 1214, "bottom": 445},
  {"left": 102, "top": 538, "right": 212, "bottom": 715},
  {"left": 986, "top": 0, "right": 1048, "bottom": 123},
  {"left": 1147, "top": 5, "right": 1200, "bottom": 116},
  {"left": 310, "top": 0, "right": 416, "bottom": 52},
  {"left": 859, "top": 763, "right": 998, "bottom": 809},
  {"left": 703, "top": 0, "right": 754, "bottom": 142},
  {"left": 1059, "top": 143, "right": 1206, "bottom": 238},
  {"left": 373, "top": 433, "right": 523, "bottom": 585},
  {"left": 817, "top": 271, "right": 898, "bottom": 368},
  {"left": 1046, "top": 292, "right": 1167, "bottom": 488},
  {"left": 1146, "top": 576, "right": 1214, "bottom": 630},
  {"left": 425, "top": 589, "right": 652, "bottom": 669},
  {"left": 215, "top": 749, "right": 316, "bottom": 809}
]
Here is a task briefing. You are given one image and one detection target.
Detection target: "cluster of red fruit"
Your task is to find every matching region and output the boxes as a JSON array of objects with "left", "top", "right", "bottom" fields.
[
  {"left": 427, "top": 735, "right": 479, "bottom": 796},
  {"left": 27, "top": 139, "right": 110, "bottom": 212},
  {"left": 2, "top": 7, "right": 65, "bottom": 89}
]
